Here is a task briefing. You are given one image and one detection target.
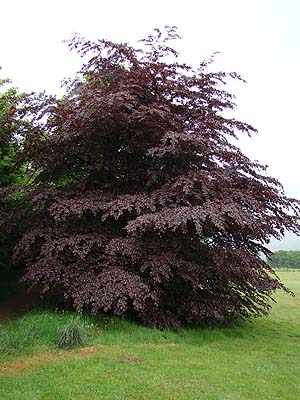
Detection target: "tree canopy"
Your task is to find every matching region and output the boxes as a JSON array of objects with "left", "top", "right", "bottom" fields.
[
  {"left": 1, "top": 27, "right": 300, "bottom": 328},
  {"left": 0, "top": 76, "right": 28, "bottom": 272},
  {"left": 0, "top": 76, "right": 25, "bottom": 187}
]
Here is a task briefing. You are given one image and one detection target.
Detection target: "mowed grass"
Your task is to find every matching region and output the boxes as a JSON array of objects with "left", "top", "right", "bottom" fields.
[{"left": 0, "top": 271, "right": 299, "bottom": 400}]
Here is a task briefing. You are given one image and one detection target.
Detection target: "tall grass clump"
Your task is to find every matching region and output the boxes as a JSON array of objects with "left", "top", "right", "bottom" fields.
[{"left": 56, "top": 317, "right": 86, "bottom": 349}]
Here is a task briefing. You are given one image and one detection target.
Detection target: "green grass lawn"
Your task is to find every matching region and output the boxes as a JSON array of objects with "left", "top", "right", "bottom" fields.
[{"left": 0, "top": 271, "right": 299, "bottom": 400}]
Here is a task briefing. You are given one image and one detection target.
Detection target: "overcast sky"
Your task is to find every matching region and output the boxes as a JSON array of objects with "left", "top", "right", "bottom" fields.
[{"left": 1, "top": 0, "right": 299, "bottom": 249}]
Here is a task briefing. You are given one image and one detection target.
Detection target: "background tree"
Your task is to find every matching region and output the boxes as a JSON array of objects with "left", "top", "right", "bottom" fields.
[
  {"left": 0, "top": 74, "right": 52, "bottom": 297},
  {"left": 0, "top": 75, "right": 26, "bottom": 295},
  {"left": 4, "top": 27, "right": 300, "bottom": 327},
  {"left": 0, "top": 76, "right": 25, "bottom": 187},
  {"left": 0, "top": 71, "right": 52, "bottom": 186}
]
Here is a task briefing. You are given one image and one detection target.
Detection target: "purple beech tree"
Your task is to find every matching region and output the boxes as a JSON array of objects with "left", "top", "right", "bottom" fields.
[{"left": 5, "top": 27, "right": 300, "bottom": 327}]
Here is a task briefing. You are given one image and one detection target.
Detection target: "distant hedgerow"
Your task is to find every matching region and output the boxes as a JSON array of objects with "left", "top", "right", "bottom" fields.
[
  {"left": 1, "top": 27, "right": 300, "bottom": 328},
  {"left": 268, "top": 250, "right": 300, "bottom": 269}
]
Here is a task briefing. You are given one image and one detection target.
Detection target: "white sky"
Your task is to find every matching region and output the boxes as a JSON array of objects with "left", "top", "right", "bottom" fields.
[{"left": 1, "top": 0, "right": 299, "bottom": 249}]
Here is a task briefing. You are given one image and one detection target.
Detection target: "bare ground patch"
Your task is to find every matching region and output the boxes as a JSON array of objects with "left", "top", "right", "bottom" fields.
[
  {"left": 120, "top": 355, "right": 142, "bottom": 363},
  {"left": 0, "top": 345, "right": 103, "bottom": 376}
]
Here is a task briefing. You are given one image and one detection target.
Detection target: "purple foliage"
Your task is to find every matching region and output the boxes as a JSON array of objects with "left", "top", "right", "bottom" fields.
[{"left": 3, "top": 27, "right": 300, "bottom": 328}]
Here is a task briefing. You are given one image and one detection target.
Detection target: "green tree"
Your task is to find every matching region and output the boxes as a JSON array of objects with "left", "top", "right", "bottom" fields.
[
  {"left": 0, "top": 75, "right": 26, "bottom": 186},
  {"left": 0, "top": 72, "right": 38, "bottom": 286}
]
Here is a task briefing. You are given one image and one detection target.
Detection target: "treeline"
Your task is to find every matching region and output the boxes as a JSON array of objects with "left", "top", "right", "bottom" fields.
[{"left": 268, "top": 251, "right": 300, "bottom": 269}]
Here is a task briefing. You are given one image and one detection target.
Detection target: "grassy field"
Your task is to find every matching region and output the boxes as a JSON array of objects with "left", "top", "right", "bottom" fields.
[{"left": 0, "top": 270, "right": 299, "bottom": 400}]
